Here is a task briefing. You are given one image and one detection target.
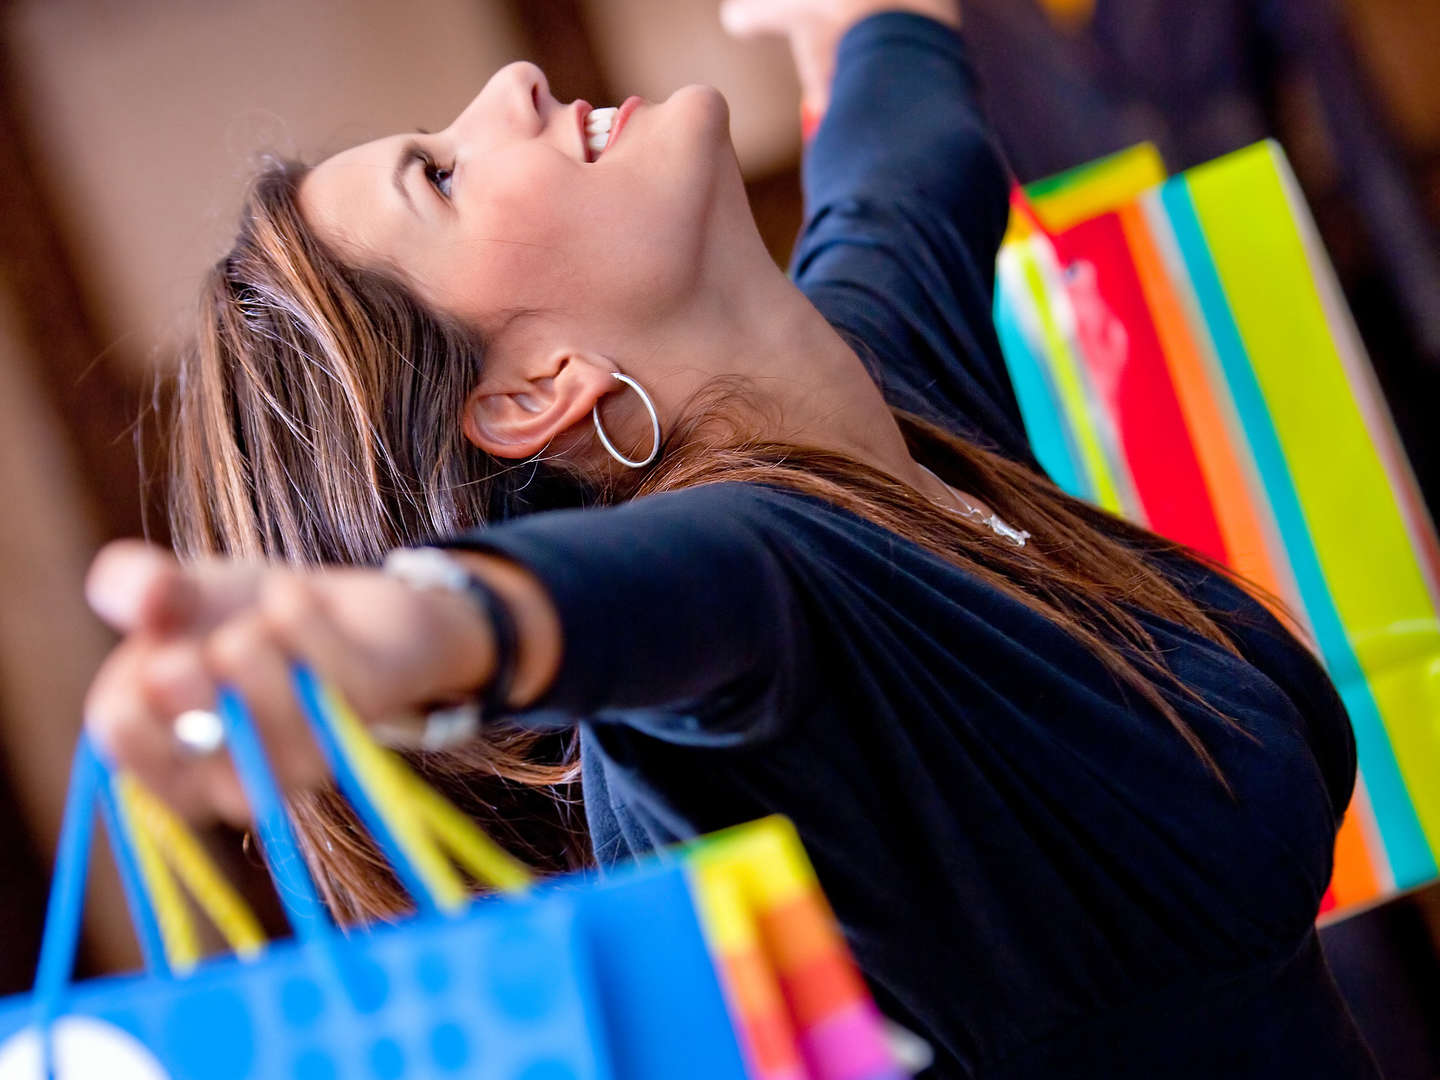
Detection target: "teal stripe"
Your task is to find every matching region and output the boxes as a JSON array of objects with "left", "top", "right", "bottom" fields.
[
  {"left": 1163, "top": 178, "right": 1435, "bottom": 887},
  {"left": 995, "top": 284, "right": 1088, "bottom": 497}
]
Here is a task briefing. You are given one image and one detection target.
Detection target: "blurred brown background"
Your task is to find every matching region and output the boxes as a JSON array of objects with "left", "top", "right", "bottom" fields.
[
  {"left": 0, "top": 0, "right": 807, "bottom": 989},
  {"left": 1, "top": 0, "right": 1438, "bottom": 1070}
]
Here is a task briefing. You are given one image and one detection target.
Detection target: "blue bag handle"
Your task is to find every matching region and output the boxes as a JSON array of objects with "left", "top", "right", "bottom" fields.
[
  {"left": 30, "top": 671, "right": 473, "bottom": 1076},
  {"left": 288, "top": 665, "right": 447, "bottom": 917},
  {"left": 91, "top": 754, "right": 169, "bottom": 974},
  {"left": 212, "top": 684, "right": 334, "bottom": 939},
  {"left": 31, "top": 739, "right": 102, "bottom": 1078},
  {"left": 28, "top": 699, "right": 335, "bottom": 1044}
]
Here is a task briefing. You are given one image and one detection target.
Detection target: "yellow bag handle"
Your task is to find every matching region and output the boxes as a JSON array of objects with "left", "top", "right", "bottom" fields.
[{"left": 115, "top": 671, "right": 534, "bottom": 970}]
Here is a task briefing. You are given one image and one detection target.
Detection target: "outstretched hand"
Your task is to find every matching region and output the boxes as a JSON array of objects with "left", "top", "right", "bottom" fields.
[
  {"left": 721, "top": 0, "right": 962, "bottom": 119},
  {"left": 82, "top": 541, "right": 514, "bottom": 824}
]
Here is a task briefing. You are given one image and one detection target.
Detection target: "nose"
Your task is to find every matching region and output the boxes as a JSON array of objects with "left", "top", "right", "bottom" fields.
[{"left": 448, "top": 61, "right": 552, "bottom": 139}]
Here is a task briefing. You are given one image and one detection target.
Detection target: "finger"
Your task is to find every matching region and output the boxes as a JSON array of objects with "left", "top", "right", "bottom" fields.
[
  {"left": 719, "top": 0, "right": 812, "bottom": 37},
  {"left": 725, "top": 0, "right": 783, "bottom": 37},
  {"left": 258, "top": 573, "right": 402, "bottom": 720},
  {"left": 87, "top": 541, "right": 265, "bottom": 637},
  {"left": 157, "top": 558, "right": 271, "bottom": 635},
  {"left": 204, "top": 612, "right": 331, "bottom": 796},
  {"left": 86, "top": 641, "right": 222, "bottom": 821},
  {"left": 134, "top": 640, "right": 252, "bottom": 823},
  {"left": 86, "top": 541, "right": 182, "bottom": 633},
  {"left": 139, "top": 638, "right": 216, "bottom": 718},
  {"left": 263, "top": 571, "right": 496, "bottom": 720}
]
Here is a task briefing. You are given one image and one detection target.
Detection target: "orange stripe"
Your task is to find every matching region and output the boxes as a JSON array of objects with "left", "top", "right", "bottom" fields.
[
  {"left": 1329, "top": 793, "right": 1382, "bottom": 908},
  {"left": 782, "top": 949, "right": 869, "bottom": 1028},
  {"left": 742, "top": 1009, "right": 805, "bottom": 1074},
  {"left": 757, "top": 892, "right": 839, "bottom": 974},
  {"left": 1122, "top": 200, "right": 1384, "bottom": 901},
  {"left": 1118, "top": 204, "right": 1289, "bottom": 606},
  {"left": 721, "top": 948, "right": 788, "bottom": 1018},
  {"left": 717, "top": 950, "right": 803, "bottom": 1074}
]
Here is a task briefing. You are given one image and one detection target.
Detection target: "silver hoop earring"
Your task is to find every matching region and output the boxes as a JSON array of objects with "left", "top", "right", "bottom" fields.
[{"left": 592, "top": 371, "right": 661, "bottom": 468}]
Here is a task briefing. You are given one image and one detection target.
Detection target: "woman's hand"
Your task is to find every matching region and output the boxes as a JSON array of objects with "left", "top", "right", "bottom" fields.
[
  {"left": 721, "top": 0, "right": 962, "bottom": 119},
  {"left": 82, "top": 541, "right": 558, "bottom": 824}
]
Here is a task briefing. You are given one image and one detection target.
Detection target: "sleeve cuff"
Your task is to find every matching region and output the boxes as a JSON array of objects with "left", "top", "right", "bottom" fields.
[{"left": 438, "top": 517, "right": 613, "bottom": 725}]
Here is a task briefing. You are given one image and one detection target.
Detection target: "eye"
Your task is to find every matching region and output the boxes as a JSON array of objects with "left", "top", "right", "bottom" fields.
[{"left": 417, "top": 151, "right": 453, "bottom": 198}]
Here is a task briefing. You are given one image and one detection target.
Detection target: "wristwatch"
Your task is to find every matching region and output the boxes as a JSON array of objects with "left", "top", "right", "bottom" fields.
[{"left": 382, "top": 546, "right": 520, "bottom": 750}]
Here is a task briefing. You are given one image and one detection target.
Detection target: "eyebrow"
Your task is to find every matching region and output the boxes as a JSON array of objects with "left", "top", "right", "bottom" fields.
[{"left": 393, "top": 140, "right": 421, "bottom": 215}]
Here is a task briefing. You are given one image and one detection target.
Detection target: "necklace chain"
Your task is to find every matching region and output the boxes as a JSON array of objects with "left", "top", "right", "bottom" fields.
[{"left": 917, "top": 465, "right": 1031, "bottom": 548}]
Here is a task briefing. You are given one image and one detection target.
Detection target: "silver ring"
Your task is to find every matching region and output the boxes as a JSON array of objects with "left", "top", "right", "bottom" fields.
[{"left": 173, "top": 708, "right": 226, "bottom": 756}]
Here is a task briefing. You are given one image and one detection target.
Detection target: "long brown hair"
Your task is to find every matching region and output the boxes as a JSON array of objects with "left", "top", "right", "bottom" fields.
[{"left": 172, "top": 160, "right": 1265, "bottom": 923}]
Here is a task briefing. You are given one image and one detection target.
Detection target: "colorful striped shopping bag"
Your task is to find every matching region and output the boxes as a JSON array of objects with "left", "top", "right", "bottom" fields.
[
  {"left": 0, "top": 667, "right": 904, "bottom": 1079},
  {"left": 994, "top": 140, "right": 1440, "bottom": 914}
]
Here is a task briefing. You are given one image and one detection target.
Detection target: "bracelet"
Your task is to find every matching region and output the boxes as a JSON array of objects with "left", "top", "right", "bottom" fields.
[{"left": 382, "top": 546, "right": 520, "bottom": 746}]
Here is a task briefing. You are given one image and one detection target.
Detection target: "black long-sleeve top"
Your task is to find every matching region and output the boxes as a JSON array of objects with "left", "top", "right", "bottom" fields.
[{"left": 446, "top": 14, "right": 1380, "bottom": 1078}]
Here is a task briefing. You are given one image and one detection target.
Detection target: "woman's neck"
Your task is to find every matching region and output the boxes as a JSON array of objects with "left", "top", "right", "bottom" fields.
[{"left": 640, "top": 258, "right": 957, "bottom": 506}]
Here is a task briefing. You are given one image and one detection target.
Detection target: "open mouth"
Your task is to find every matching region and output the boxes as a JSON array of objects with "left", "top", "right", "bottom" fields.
[{"left": 581, "top": 96, "right": 643, "bottom": 163}]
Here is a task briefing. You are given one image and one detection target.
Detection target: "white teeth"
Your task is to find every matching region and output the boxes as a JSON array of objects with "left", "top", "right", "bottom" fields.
[
  {"left": 585, "top": 107, "right": 617, "bottom": 133},
  {"left": 584, "top": 106, "right": 618, "bottom": 159}
]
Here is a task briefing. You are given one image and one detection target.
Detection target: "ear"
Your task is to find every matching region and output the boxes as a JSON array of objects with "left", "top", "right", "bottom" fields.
[{"left": 461, "top": 352, "right": 617, "bottom": 460}]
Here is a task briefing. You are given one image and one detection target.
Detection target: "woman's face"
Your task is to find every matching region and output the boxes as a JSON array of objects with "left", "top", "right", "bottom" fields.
[{"left": 300, "top": 61, "right": 744, "bottom": 341}]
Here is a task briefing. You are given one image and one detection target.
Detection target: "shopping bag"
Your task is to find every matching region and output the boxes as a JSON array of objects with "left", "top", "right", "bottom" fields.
[
  {"left": 0, "top": 667, "right": 905, "bottom": 1079},
  {"left": 993, "top": 139, "right": 1440, "bottom": 913},
  {"left": 685, "top": 822, "right": 905, "bottom": 1080}
]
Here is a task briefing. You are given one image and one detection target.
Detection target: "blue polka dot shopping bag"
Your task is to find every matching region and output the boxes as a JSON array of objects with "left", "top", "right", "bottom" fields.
[{"left": 0, "top": 667, "right": 750, "bottom": 1080}]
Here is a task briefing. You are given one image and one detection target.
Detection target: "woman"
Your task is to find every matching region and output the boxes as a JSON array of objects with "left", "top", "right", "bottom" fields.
[{"left": 84, "top": 0, "right": 1380, "bottom": 1074}]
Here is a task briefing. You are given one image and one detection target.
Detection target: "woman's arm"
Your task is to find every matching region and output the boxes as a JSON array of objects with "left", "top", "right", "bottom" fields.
[
  {"left": 84, "top": 486, "right": 815, "bottom": 821},
  {"left": 436, "top": 485, "right": 817, "bottom": 734},
  {"left": 747, "top": 7, "right": 1032, "bottom": 464},
  {"left": 727, "top": 2, "right": 1033, "bottom": 464}
]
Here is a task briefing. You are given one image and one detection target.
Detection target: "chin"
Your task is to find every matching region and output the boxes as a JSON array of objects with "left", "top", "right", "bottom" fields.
[
  {"left": 665, "top": 83, "right": 732, "bottom": 148},
  {"left": 666, "top": 84, "right": 741, "bottom": 196},
  {"left": 607, "top": 84, "right": 754, "bottom": 309}
]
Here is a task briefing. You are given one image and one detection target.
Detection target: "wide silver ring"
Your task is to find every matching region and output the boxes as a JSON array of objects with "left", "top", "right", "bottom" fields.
[{"left": 172, "top": 708, "right": 226, "bottom": 756}]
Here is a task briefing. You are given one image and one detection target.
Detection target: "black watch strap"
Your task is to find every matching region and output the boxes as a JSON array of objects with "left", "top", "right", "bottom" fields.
[{"left": 460, "top": 570, "right": 519, "bottom": 718}]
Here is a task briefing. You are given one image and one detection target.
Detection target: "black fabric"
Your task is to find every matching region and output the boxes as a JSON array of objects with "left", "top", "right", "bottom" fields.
[{"left": 443, "top": 14, "right": 1379, "bottom": 1077}]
